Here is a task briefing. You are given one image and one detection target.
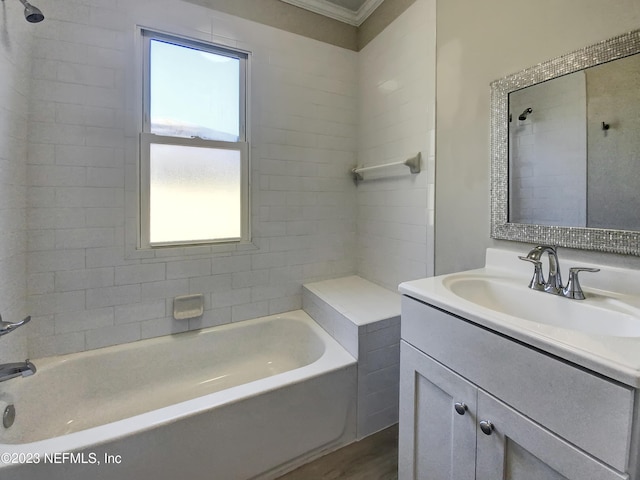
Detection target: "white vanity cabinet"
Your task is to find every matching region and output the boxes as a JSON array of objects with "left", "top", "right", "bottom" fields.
[{"left": 399, "top": 296, "right": 635, "bottom": 480}]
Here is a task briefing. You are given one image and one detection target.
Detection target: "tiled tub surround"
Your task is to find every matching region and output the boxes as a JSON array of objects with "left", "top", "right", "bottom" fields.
[
  {"left": 23, "top": 0, "right": 359, "bottom": 358},
  {"left": 0, "top": 0, "right": 438, "bottom": 362},
  {"left": 356, "top": 0, "right": 436, "bottom": 291},
  {"left": 303, "top": 276, "right": 401, "bottom": 438},
  {"left": 0, "top": 311, "right": 357, "bottom": 480},
  {"left": 0, "top": 0, "right": 32, "bottom": 364}
]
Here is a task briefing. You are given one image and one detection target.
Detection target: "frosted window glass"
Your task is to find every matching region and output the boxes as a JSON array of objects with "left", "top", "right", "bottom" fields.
[
  {"left": 149, "top": 39, "right": 240, "bottom": 141},
  {"left": 149, "top": 144, "right": 242, "bottom": 244}
]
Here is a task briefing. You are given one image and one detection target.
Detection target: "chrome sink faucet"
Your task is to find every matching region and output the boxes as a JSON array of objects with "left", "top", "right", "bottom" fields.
[
  {"left": 519, "top": 245, "right": 562, "bottom": 293},
  {"left": 519, "top": 245, "right": 599, "bottom": 300},
  {"left": 0, "top": 314, "right": 36, "bottom": 381}
]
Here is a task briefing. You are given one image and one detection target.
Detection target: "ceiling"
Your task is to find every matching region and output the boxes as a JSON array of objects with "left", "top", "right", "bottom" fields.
[{"left": 280, "top": 0, "right": 385, "bottom": 26}]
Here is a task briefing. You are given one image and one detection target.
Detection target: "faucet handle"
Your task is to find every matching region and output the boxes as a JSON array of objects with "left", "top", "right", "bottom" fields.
[
  {"left": 0, "top": 316, "right": 31, "bottom": 337},
  {"left": 563, "top": 267, "right": 600, "bottom": 300},
  {"left": 518, "top": 255, "right": 539, "bottom": 264},
  {"left": 570, "top": 267, "right": 600, "bottom": 273},
  {"left": 518, "top": 256, "right": 545, "bottom": 290}
]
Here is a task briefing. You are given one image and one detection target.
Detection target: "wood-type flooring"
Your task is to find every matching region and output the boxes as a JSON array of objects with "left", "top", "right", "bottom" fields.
[{"left": 276, "top": 424, "right": 398, "bottom": 480}]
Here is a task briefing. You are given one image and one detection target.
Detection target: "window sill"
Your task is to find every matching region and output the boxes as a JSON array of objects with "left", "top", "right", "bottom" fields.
[{"left": 125, "top": 240, "right": 259, "bottom": 262}]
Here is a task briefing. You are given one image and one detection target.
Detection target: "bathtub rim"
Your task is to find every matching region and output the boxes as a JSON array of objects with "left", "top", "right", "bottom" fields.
[{"left": 0, "top": 309, "right": 355, "bottom": 460}]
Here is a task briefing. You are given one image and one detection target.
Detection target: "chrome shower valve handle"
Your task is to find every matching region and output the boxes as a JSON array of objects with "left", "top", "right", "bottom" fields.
[{"left": 0, "top": 315, "right": 31, "bottom": 336}]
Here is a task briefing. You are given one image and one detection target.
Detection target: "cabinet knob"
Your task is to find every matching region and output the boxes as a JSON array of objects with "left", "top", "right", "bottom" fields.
[
  {"left": 454, "top": 402, "right": 468, "bottom": 415},
  {"left": 479, "top": 420, "right": 494, "bottom": 435}
]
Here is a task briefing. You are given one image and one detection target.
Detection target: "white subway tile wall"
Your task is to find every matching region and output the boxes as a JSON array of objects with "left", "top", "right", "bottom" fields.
[
  {"left": 302, "top": 276, "right": 401, "bottom": 438},
  {"left": 23, "top": 0, "right": 358, "bottom": 357},
  {"left": 0, "top": 0, "right": 32, "bottom": 363},
  {"left": 356, "top": 0, "right": 436, "bottom": 290},
  {"left": 0, "top": 0, "right": 437, "bottom": 359}
]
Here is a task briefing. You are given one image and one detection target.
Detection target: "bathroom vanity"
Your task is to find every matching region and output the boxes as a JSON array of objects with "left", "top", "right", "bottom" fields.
[
  {"left": 398, "top": 248, "right": 640, "bottom": 480},
  {"left": 401, "top": 27, "right": 640, "bottom": 480}
]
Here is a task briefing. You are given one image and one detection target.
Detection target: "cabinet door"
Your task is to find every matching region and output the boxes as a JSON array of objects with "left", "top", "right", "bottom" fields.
[
  {"left": 476, "top": 391, "right": 628, "bottom": 480},
  {"left": 399, "top": 341, "right": 477, "bottom": 480}
]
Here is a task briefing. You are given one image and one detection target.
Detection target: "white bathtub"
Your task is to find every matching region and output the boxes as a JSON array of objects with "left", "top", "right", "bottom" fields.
[{"left": 0, "top": 310, "right": 357, "bottom": 480}]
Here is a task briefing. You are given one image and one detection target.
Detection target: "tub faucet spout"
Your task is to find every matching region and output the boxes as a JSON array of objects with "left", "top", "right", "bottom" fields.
[{"left": 0, "top": 360, "right": 36, "bottom": 382}]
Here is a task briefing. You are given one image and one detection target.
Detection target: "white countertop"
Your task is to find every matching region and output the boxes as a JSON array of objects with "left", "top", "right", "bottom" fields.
[{"left": 399, "top": 248, "right": 640, "bottom": 387}]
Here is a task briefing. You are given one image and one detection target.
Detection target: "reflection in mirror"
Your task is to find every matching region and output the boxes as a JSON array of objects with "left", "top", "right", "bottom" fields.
[
  {"left": 509, "top": 70, "right": 587, "bottom": 227},
  {"left": 491, "top": 29, "right": 640, "bottom": 255},
  {"left": 587, "top": 54, "right": 640, "bottom": 231},
  {"left": 508, "top": 54, "right": 640, "bottom": 231}
]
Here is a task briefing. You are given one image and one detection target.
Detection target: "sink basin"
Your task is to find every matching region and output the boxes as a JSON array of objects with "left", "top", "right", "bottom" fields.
[
  {"left": 443, "top": 274, "right": 640, "bottom": 338},
  {"left": 399, "top": 248, "right": 640, "bottom": 387}
]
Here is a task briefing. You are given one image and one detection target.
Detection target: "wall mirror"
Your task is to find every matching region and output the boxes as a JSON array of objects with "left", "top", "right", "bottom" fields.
[{"left": 490, "top": 29, "right": 640, "bottom": 255}]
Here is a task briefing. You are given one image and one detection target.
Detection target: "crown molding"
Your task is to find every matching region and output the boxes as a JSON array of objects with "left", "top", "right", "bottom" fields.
[
  {"left": 280, "top": 0, "right": 384, "bottom": 26},
  {"left": 354, "top": 0, "right": 385, "bottom": 25}
]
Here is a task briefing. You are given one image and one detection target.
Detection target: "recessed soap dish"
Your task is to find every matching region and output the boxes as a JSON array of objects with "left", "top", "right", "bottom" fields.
[{"left": 173, "top": 294, "right": 204, "bottom": 320}]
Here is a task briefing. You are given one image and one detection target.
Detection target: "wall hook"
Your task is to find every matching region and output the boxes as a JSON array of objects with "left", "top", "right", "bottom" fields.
[{"left": 602, "top": 121, "right": 610, "bottom": 131}]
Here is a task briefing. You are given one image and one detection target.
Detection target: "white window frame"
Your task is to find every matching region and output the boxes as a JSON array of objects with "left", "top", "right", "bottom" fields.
[{"left": 139, "top": 29, "right": 250, "bottom": 248}]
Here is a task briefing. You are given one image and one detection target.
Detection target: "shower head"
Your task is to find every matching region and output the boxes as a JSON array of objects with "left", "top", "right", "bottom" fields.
[
  {"left": 19, "top": 0, "right": 44, "bottom": 23},
  {"left": 1, "top": 0, "right": 44, "bottom": 23},
  {"left": 518, "top": 107, "right": 533, "bottom": 121}
]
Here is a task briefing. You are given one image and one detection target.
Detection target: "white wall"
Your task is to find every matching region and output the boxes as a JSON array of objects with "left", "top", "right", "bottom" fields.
[
  {"left": 24, "top": 0, "right": 358, "bottom": 357},
  {"left": 436, "top": 0, "right": 640, "bottom": 274},
  {"left": 0, "top": 0, "right": 31, "bottom": 363},
  {"left": 356, "top": 0, "right": 435, "bottom": 291}
]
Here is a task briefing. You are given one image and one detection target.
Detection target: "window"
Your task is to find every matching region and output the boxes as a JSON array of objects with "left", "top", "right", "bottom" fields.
[{"left": 140, "top": 30, "right": 249, "bottom": 247}]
